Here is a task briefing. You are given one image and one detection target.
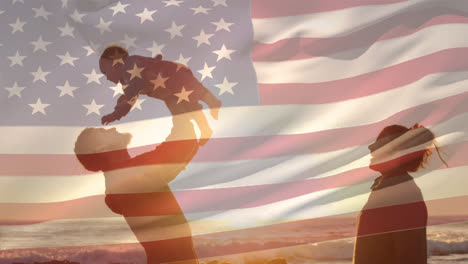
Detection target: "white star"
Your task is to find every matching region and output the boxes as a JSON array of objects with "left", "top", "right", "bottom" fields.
[
  {"left": 8, "top": 51, "right": 26, "bottom": 67},
  {"left": 31, "top": 66, "right": 50, "bottom": 83},
  {"left": 95, "top": 17, "right": 112, "bottom": 34},
  {"left": 12, "top": 0, "right": 24, "bottom": 4},
  {"left": 57, "top": 52, "right": 79, "bottom": 66},
  {"left": 56, "top": 81, "right": 78, "bottom": 97},
  {"left": 163, "top": 0, "right": 183, "bottom": 7},
  {"left": 131, "top": 98, "right": 145, "bottom": 111},
  {"left": 109, "top": 82, "right": 127, "bottom": 97},
  {"left": 165, "top": 21, "right": 184, "bottom": 39},
  {"left": 58, "top": 23, "right": 75, "bottom": 38},
  {"left": 136, "top": 8, "right": 156, "bottom": 24},
  {"left": 61, "top": 0, "right": 68, "bottom": 8},
  {"left": 32, "top": 5, "right": 51, "bottom": 20},
  {"left": 127, "top": 64, "right": 144, "bottom": 80},
  {"left": 5, "top": 82, "right": 25, "bottom": 98},
  {"left": 197, "top": 63, "right": 215, "bottom": 81},
  {"left": 29, "top": 98, "right": 50, "bottom": 115},
  {"left": 121, "top": 34, "right": 137, "bottom": 49},
  {"left": 212, "top": 18, "right": 233, "bottom": 32},
  {"left": 175, "top": 54, "right": 191, "bottom": 71},
  {"left": 83, "top": 41, "right": 101, "bottom": 56},
  {"left": 215, "top": 77, "right": 237, "bottom": 95},
  {"left": 191, "top": 5, "right": 211, "bottom": 15},
  {"left": 110, "top": 1, "right": 129, "bottom": 16},
  {"left": 9, "top": 18, "right": 26, "bottom": 34},
  {"left": 0, "top": 10, "right": 4, "bottom": 15},
  {"left": 150, "top": 73, "right": 169, "bottom": 90},
  {"left": 83, "top": 69, "right": 104, "bottom": 84},
  {"left": 213, "top": 44, "right": 235, "bottom": 61},
  {"left": 212, "top": 0, "right": 228, "bottom": 7},
  {"left": 70, "top": 9, "right": 86, "bottom": 23},
  {"left": 83, "top": 99, "right": 104, "bottom": 116},
  {"left": 146, "top": 41, "right": 165, "bottom": 57},
  {"left": 193, "top": 29, "right": 214, "bottom": 47},
  {"left": 83, "top": 46, "right": 94, "bottom": 56},
  {"left": 31, "top": 35, "right": 51, "bottom": 52},
  {"left": 174, "top": 86, "right": 193, "bottom": 103}
]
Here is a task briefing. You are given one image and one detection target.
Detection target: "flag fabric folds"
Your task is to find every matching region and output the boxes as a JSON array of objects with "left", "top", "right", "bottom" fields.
[{"left": 1, "top": 0, "right": 468, "bottom": 263}]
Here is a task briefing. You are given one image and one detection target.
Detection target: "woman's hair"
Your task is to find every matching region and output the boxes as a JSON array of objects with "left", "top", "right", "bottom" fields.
[{"left": 375, "top": 124, "right": 447, "bottom": 172}]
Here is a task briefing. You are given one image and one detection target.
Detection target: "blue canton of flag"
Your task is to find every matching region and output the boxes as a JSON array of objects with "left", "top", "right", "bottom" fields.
[{"left": 0, "top": 0, "right": 258, "bottom": 126}]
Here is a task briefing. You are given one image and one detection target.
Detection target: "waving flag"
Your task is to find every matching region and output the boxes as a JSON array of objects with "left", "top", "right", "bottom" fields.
[{"left": 1, "top": 0, "right": 468, "bottom": 263}]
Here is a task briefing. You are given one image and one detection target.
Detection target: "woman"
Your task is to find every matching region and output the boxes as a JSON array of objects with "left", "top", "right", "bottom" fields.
[
  {"left": 74, "top": 114, "right": 203, "bottom": 264},
  {"left": 353, "top": 124, "right": 447, "bottom": 264}
]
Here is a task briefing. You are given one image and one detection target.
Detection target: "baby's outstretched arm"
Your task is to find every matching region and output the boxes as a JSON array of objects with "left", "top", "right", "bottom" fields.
[
  {"left": 200, "top": 88, "right": 222, "bottom": 120},
  {"left": 102, "top": 94, "right": 138, "bottom": 125}
]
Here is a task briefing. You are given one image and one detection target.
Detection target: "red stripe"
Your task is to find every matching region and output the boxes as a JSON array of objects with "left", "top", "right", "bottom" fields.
[
  {"left": 2, "top": 196, "right": 468, "bottom": 260},
  {"left": 1, "top": 141, "right": 466, "bottom": 224},
  {"left": 259, "top": 48, "right": 468, "bottom": 105},
  {"left": 251, "top": 0, "right": 405, "bottom": 18},
  {"left": 253, "top": 13, "right": 468, "bottom": 61},
  {"left": 1, "top": 91, "right": 468, "bottom": 176}
]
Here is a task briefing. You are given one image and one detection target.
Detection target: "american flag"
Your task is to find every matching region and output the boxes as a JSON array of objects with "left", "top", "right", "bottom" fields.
[{"left": 1, "top": 0, "right": 468, "bottom": 263}]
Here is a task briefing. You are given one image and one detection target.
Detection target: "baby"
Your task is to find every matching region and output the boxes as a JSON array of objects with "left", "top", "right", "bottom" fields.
[{"left": 99, "top": 45, "right": 221, "bottom": 145}]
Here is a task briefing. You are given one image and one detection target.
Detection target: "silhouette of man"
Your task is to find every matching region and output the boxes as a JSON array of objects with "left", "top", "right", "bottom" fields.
[
  {"left": 353, "top": 124, "right": 446, "bottom": 264},
  {"left": 99, "top": 45, "right": 221, "bottom": 145},
  {"left": 75, "top": 114, "right": 203, "bottom": 264}
]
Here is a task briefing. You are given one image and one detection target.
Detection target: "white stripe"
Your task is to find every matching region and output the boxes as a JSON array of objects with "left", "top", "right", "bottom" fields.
[
  {"left": 1, "top": 165, "right": 467, "bottom": 249},
  {"left": 0, "top": 111, "right": 465, "bottom": 203},
  {"left": 252, "top": 0, "right": 468, "bottom": 43},
  {"left": 2, "top": 71, "right": 468, "bottom": 155},
  {"left": 255, "top": 24, "right": 468, "bottom": 83}
]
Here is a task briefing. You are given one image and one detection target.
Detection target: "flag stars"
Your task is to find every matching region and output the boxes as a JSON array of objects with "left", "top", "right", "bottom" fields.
[
  {"left": 31, "top": 35, "right": 51, "bottom": 52},
  {"left": 57, "top": 52, "right": 79, "bottom": 66},
  {"left": 83, "top": 41, "right": 101, "bottom": 56},
  {"left": 70, "top": 9, "right": 86, "bottom": 23},
  {"left": 83, "top": 99, "right": 104, "bottom": 116},
  {"left": 136, "top": 8, "right": 157, "bottom": 24},
  {"left": 213, "top": 44, "right": 235, "bottom": 61},
  {"left": 121, "top": 34, "right": 137, "bottom": 49},
  {"left": 32, "top": 5, "right": 51, "bottom": 20},
  {"left": 174, "top": 87, "right": 193, "bottom": 103},
  {"left": 58, "top": 23, "right": 75, "bottom": 38},
  {"left": 56, "top": 81, "right": 78, "bottom": 97},
  {"left": 5, "top": 82, "right": 25, "bottom": 98},
  {"left": 215, "top": 77, "right": 237, "bottom": 95},
  {"left": 212, "top": 0, "right": 228, "bottom": 7},
  {"left": 212, "top": 18, "right": 233, "bottom": 32},
  {"left": 163, "top": 0, "right": 183, "bottom": 7},
  {"left": 95, "top": 17, "right": 112, "bottom": 34},
  {"left": 165, "top": 21, "right": 184, "bottom": 39},
  {"left": 110, "top": 1, "right": 129, "bottom": 16},
  {"left": 191, "top": 5, "right": 211, "bottom": 15},
  {"left": 146, "top": 41, "right": 165, "bottom": 57},
  {"left": 109, "top": 82, "right": 127, "bottom": 97},
  {"left": 127, "top": 64, "right": 145, "bottom": 80},
  {"left": 31, "top": 66, "right": 50, "bottom": 83},
  {"left": 175, "top": 54, "right": 191, "bottom": 71},
  {"left": 12, "top": 0, "right": 24, "bottom": 4},
  {"left": 83, "top": 69, "right": 104, "bottom": 84},
  {"left": 198, "top": 62, "right": 215, "bottom": 81},
  {"left": 29, "top": 98, "right": 50, "bottom": 115},
  {"left": 150, "top": 73, "right": 169, "bottom": 90},
  {"left": 8, "top": 51, "right": 26, "bottom": 67},
  {"left": 9, "top": 18, "right": 26, "bottom": 34},
  {"left": 131, "top": 98, "right": 145, "bottom": 111},
  {"left": 61, "top": 0, "right": 68, "bottom": 8},
  {"left": 193, "top": 29, "right": 213, "bottom": 47}
]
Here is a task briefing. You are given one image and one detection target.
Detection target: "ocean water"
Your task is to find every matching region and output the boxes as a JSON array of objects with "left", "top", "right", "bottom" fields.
[{"left": 1, "top": 219, "right": 468, "bottom": 264}]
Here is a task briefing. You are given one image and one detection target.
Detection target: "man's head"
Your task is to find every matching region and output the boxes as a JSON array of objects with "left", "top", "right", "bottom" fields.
[
  {"left": 74, "top": 127, "right": 132, "bottom": 171},
  {"left": 99, "top": 45, "right": 129, "bottom": 84}
]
